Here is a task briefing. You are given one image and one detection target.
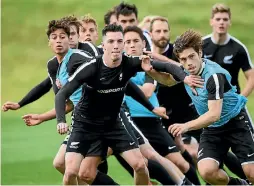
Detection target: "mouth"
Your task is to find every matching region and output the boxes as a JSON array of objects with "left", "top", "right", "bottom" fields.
[
  {"left": 85, "top": 38, "right": 92, "bottom": 42},
  {"left": 188, "top": 66, "right": 196, "bottom": 73},
  {"left": 56, "top": 45, "right": 63, "bottom": 50}
]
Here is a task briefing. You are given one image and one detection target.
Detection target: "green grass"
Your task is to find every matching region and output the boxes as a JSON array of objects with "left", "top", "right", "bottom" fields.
[{"left": 1, "top": 0, "right": 254, "bottom": 184}]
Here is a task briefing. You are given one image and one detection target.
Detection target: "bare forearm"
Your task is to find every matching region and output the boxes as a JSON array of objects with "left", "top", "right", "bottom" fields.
[
  {"left": 186, "top": 111, "right": 220, "bottom": 131},
  {"left": 40, "top": 104, "right": 73, "bottom": 122},
  {"left": 241, "top": 79, "right": 254, "bottom": 97},
  {"left": 147, "top": 70, "right": 177, "bottom": 87}
]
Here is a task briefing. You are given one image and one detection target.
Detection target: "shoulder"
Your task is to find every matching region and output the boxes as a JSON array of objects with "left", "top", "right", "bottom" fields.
[
  {"left": 202, "top": 34, "right": 212, "bottom": 42},
  {"left": 78, "top": 42, "right": 101, "bottom": 56},
  {"left": 229, "top": 35, "right": 250, "bottom": 53},
  {"left": 47, "top": 56, "right": 58, "bottom": 69}
]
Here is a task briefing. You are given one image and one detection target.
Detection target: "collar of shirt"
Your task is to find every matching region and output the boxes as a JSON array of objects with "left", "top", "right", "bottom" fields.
[
  {"left": 211, "top": 33, "right": 230, "bottom": 45},
  {"left": 197, "top": 60, "right": 206, "bottom": 75}
]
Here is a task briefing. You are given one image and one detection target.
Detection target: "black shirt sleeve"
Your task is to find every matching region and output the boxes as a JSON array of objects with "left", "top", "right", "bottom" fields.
[
  {"left": 78, "top": 42, "right": 101, "bottom": 57},
  {"left": 125, "top": 81, "right": 154, "bottom": 111},
  {"left": 55, "top": 59, "right": 97, "bottom": 123},
  {"left": 67, "top": 52, "right": 94, "bottom": 76},
  {"left": 145, "top": 72, "right": 157, "bottom": 85},
  {"left": 18, "top": 77, "right": 52, "bottom": 107},
  {"left": 124, "top": 54, "right": 143, "bottom": 73},
  {"left": 151, "top": 61, "right": 187, "bottom": 81},
  {"left": 237, "top": 46, "right": 253, "bottom": 72},
  {"left": 206, "top": 73, "right": 231, "bottom": 100}
]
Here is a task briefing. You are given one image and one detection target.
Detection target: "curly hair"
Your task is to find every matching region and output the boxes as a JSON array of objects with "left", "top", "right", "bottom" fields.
[
  {"left": 173, "top": 29, "right": 203, "bottom": 58},
  {"left": 46, "top": 19, "right": 70, "bottom": 38},
  {"left": 60, "top": 15, "right": 82, "bottom": 34}
]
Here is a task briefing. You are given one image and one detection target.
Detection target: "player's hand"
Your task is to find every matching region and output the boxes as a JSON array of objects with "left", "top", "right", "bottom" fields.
[
  {"left": 152, "top": 107, "right": 169, "bottom": 119},
  {"left": 56, "top": 79, "right": 62, "bottom": 89},
  {"left": 2, "top": 101, "right": 20, "bottom": 112},
  {"left": 57, "top": 123, "right": 69, "bottom": 135},
  {"left": 141, "top": 55, "right": 153, "bottom": 72},
  {"left": 168, "top": 123, "right": 189, "bottom": 137},
  {"left": 183, "top": 75, "right": 204, "bottom": 88},
  {"left": 22, "top": 114, "right": 43, "bottom": 126}
]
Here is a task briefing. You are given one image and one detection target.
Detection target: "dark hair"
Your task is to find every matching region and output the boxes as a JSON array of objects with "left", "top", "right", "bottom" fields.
[
  {"left": 173, "top": 29, "right": 203, "bottom": 58},
  {"left": 124, "top": 26, "right": 144, "bottom": 40},
  {"left": 104, "top": 8, "right": 116, "bottom": 25},
  {"left": 102, "top": 24, "right": 123, "bottom": 37},
  {"left": 60, "top": 15, "right": 82, "bottom": 34},
  {"left": 46, "top": 20, "right": 70, "bottom": 38},
  {"left": 115, "top": 2, "right": 138, "bottom": 19}
]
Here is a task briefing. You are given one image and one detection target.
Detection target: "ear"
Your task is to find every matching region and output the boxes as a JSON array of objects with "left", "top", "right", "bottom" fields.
[
  {"left": 209, "top": 18, "right": 213, "bottom": 27},
  {"left": 142, "top": 40, "right": 146, "bottom": 49},
  {"left": 199, "top": 50, "right": 203, "bottom": 57},
  {"left": 48, "top": 39, "right": 51, "bottom": 47}
]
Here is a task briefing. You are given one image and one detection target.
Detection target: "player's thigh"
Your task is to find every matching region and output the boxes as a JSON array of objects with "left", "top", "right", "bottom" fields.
[
  {"left": 197, "top": 128, "right": 229, "bottom": 166},
  {"left": 120, "top": 148, "right": 146, "bottom": 169},
  {"left": 105, "top": 116, "right": 139, "bottom": 155},
  {"left": 228, "top": 111, "right": 254, "bottom": 165},
  {"left": 133, "top": 117, "right": 180, "bottom": 156}
]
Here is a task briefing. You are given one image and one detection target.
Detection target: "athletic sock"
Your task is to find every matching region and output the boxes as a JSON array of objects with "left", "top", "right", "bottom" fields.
[
  {"left": 224, "top": 152, "right": 247, "bottom": 179},
  {"left": 114, "top": 154, "right": 134, "bottom": 176},
  {"left": 97, "top": 160, "right": 108, "bottom": 174},
  {"left": 184, "top": 165, "right": 201, "bottom": 185},
  {"left": 91, "top": 171, "right": 119, "bottom": 185},
  {"left": 147, "top": 159, "right": 176, "bottom": 185},
  {"left": 182, "top": 150, "right": 196, "bottom": 168}
]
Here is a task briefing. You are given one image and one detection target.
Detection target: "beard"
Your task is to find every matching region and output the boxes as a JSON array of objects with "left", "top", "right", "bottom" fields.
[{"left": 153, "top": 38, "right": 169, "bottom": 49}]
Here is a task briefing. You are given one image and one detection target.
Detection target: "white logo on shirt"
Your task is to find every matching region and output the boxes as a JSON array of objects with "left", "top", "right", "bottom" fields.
[
  {"left": 198, "top": 148, "right": 204, "bottom": 158},
  {"left": 223, "top": 55, "right": 233, "bottom": 64},
  {"left": 119, "top": 73, "right": 123, "bottom": 81}
]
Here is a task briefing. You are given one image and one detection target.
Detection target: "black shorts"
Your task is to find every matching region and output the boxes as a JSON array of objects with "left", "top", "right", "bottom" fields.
[
  {"left": 162, "top": 104, "right": 202, "bottom": 143},
  {"left": 119, "top": 109, "right": 146, "bottom": 146},
  {"left": 197, "top": 109, "right": 254, "bottom": 165},
  {"left": 66, "top": 113, "right": 139, "bottom": 157},
  {"left": 132, "top": 117, "right": 179, "bottom": 156}
]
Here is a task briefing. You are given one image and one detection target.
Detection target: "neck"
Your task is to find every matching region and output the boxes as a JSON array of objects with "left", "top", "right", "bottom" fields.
[
  {"left": 212, "top": 32, "right": 228, "bottom": 45},
  {"left": 102, "top": 54, "right": 122, "bottom": 68},
  {"left": 152, "top": 44, "right": 166, "bottom": 54},
  {"left": 56, "top": 49, "right": 69, "bottom": 64}
]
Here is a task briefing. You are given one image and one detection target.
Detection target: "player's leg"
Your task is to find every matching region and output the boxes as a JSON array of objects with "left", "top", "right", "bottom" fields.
[
  {"left": 106, "top": 116, "right": 150, "bottom": 185},
  {"left": 229, "top": 110, "right": 254, "bottom": 183},
  {"left": 78, "top": 156, "right": 102, "bottom": 184},
  {"left": 53, "top": 143, "right": 67, "bottom": 174},
  {"left": 134, "top": 117, "right": 200, "bottom": 185}
]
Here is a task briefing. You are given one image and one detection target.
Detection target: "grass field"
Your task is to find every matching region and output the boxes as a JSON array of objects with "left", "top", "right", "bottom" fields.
[{"left": 1, "top": 0, "right": 254, "bottom": 184}]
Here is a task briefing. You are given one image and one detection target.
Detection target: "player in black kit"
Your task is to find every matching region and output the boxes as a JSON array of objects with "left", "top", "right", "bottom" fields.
[{"left": 55, "top": 24, "right": 168, "bottom": 185}]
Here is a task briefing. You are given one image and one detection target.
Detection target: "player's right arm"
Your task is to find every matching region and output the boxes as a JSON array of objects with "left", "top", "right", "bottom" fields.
[
  {"left": 2, "top": 77, "right": 52, "bottom": 112},
  {"left": 55, "top": 59, "right": 96, "bottom": 134},
  {"left": 22, "top": 100, "right": 73, "bottom": 126}
]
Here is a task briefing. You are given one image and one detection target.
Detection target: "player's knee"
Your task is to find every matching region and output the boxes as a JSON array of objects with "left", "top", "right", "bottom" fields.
[
  {"left": 64, "top": 169, "right": 78, "bottom": 182},
  {"left": 244, "top": 167, "right": 254, "bottom": 182},
  {"left": 144, "top": 150, "right": 157, "bottom": 160},
  {"left": 198, "top": 163, "right": 217, "bottom": 181},
  {"left": 132, "top": 160, "right": 147, "bottom": 174},
  {"left": 53, "top": 158, "right": 65, "bottom": 172},
  {"left": 78, "top": 169, "right": 96, "bottom": 184}
]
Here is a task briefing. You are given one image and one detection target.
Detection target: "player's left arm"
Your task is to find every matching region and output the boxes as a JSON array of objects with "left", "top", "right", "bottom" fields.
[
  {"left": 238, "top": 46, "right": 254, "bottom": 97},
  {"left": 125, "top": 81, "right": 168, "bottom": 119},
  {"left": 169, "top": 73, "right": 227, "bottom": 136}
]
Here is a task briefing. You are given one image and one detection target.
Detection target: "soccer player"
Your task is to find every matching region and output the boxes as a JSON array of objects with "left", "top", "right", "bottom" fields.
[
  {"left": 54, "top": 24, "right": 153, "bottom": 185},
  {"left": 202, "top": 3, "right": 254, "bottom": 180},
  {"left": 115, "top": 2, "right": 152, "bottom": 51},
  {"left": 148, "top": 16, "right": 201, "bottom": 184},
  {"left": 144, "top": 29, "right": 254, "bottom": 185},
  {"left": 79, "top": 14, "right": 99, "bottom": 45},
  {"left": 123, "top": 25, "right": 202, "bottom": 185},
  {"left": 104, "top": 7, "right": 118, "bottom": 26}
]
